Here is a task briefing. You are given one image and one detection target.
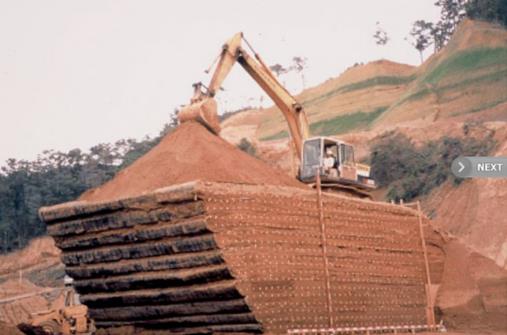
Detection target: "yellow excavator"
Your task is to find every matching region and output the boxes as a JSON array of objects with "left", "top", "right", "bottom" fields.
[{"left": 178, "top": 32, "right": 375, "bottom": 198}]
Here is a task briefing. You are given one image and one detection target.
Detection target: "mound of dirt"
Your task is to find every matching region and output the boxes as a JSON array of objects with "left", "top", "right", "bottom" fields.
[
  {"left": 436, "top": 240, "right": 507, "bottom": 332},
  {"left": 80, "top": 121, "right": 304, "bottom": 202}
]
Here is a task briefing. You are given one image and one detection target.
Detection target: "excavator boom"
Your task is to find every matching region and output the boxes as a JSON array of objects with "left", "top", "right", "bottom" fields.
[{"left": 178, "top": 32, "right": 310, "bottom": 156}]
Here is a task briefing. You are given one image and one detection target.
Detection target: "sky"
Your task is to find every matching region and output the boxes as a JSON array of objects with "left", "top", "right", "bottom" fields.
[{"left": 0, "top": 1, "right": 440, "bottom": 164}]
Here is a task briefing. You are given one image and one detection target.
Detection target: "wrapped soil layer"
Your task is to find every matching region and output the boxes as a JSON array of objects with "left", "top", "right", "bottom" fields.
[{"left": 40, "top": 181, "right": 431, "bottom": 334}]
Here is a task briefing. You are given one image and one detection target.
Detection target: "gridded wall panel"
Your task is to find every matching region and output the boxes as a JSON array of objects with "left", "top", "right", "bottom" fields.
[{"left": 40, "top": 181, "right": 429, "bottom": 334}]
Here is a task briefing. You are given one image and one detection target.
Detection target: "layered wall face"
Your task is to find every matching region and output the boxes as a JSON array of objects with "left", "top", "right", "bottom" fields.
[{"left": 40, "top": 182, "right": 430, "bottom": 334}]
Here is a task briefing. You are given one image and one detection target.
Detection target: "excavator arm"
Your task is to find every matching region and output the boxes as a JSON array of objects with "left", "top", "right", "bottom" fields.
[
  {"left": 179, "top": 32, "right": 376, "bottom": 196},
  {"left": 178, "top": 32, "right": 310, "bottom": 158}
]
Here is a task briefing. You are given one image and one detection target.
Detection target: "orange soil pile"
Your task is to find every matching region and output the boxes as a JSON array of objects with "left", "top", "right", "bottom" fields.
[
  {"left": 80, "top": 121, "right": 304, "bottom": 202},
  {"left": 436, "top": 240, "right": 507, "bottom": 332}
]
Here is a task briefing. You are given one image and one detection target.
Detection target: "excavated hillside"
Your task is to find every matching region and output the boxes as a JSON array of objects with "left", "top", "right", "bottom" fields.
[
  {"left": 222, "top": 19, "right": 507, "bottom": 145},
  {"left": 0, "top": 237, "right": 64, "bottom": 326},
  {"left": 424, "top": 126, "right": 507, "bottom": 270},
  {"left": 376, "top": 19, "right": 507, "bottom": 127},
  {"left": 435, "top": 240, "right": 507, "bottom": 332},
  {"left": 221, "top": 60, "right": 416, "bottom": 144}
]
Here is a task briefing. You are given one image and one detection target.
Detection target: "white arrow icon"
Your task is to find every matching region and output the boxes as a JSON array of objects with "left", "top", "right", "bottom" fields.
[{"left": 458, "top": 161, "right": 465, "bottom": 173}]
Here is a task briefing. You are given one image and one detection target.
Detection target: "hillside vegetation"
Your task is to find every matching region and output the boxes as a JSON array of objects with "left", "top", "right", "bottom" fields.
[{"left": 370, "top": 129, "right": 496, "bottom": 202}]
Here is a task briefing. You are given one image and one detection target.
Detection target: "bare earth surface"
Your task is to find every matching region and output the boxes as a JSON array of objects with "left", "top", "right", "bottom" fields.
[
  {"left": 0, "top": 237, "right": 64, "bottom": 326},
  {"left": 80, "top": 121, "right": 304, "bottom": 202}
]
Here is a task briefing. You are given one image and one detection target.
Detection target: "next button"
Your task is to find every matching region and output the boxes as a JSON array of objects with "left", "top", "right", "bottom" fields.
[{"left": 452, "top": 157, "right": 507, "bottom": 178}]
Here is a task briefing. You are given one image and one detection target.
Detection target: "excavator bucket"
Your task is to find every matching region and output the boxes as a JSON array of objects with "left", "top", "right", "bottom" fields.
[{"left": 178, "top": 97, "right": 221, "bottom": 135}]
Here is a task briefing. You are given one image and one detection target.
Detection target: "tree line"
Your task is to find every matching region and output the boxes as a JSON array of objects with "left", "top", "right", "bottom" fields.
[{"left": 0, "top": 123, "right": 176, "bottom": 253}]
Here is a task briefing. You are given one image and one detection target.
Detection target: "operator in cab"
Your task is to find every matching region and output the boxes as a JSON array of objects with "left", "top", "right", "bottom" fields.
[{"left": 323, "top": 148, "right": 338, "bottom": 177}]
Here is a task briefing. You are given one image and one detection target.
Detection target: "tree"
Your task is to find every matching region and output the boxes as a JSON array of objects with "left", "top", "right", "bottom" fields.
[
  {"left": 466, "top": 0, "right": 507, "bottom": 26},
  {"left": 407, "top": 0, "right": 466, "bottom": 60},
  {"left": 291, "top": 56, "right": 308, "bottom": 89},
  {"left": 407, "top": 20, "right": 435, "bottom": 63},
  {"left": 369, "top": 129, "right": 496, "bottom": 202},
  {"left": 0, "top": 120, "right": 178, "bottom": 253},
  {"left": 373, "top": 22, "right": 390, "bottom": 46},
  {"left": 433, "top": 0, "right": 467, "bottom": 50},
  {"left": 269, "top": 63, "right": 288, "bottom": 77},
  {"left": 237, "top": 138, "right": 256, "bottom": 157}
]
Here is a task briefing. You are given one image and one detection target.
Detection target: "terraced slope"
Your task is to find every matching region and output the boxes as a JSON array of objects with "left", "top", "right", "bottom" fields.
[
  {"left": 376, "top": 20, "right": 507, "bottom": 127},
  {"left": 221, "top": 60, "right": 415, "bottom": 142},
  {"left": 220, "top": 20, "right": 507, "bottom": 144}
]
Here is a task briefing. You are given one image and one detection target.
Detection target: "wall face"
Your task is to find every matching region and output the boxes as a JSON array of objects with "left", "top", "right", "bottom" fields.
[
  {"left": 39, "top": 182, "right": 429, "bottom": 334},
  {"left": 202, "top": 183, "right": 429, "bottom": 333},
  {"left": 40, "top": 182, "right": 262, "bottom": 334}
]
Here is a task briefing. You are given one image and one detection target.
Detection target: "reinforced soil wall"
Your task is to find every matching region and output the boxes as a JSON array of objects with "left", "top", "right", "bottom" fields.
[{"left": 40, "top": 181, "right": 430, "bottom": 334}]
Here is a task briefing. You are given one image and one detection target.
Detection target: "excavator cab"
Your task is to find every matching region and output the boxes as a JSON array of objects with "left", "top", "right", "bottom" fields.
[{"left": 299, "top": 137, "right": 375, "bottom": 189}]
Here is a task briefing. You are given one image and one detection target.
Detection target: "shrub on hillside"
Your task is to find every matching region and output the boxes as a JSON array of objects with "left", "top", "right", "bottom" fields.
[
  {"left": 237, "top": 138, "right": 257, "bottom": 157},
  {"left": 370, "top": 130, "right": 496, "bottom": 202}
]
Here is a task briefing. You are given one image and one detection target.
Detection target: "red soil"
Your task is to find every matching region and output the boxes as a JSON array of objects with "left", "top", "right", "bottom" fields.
[
  {"left": 0, "top": 322, "right": 23, "bottom": 335},
  {"left": 436, "top": 240, "right": 507, "bottom": 332},
  {"left": 80, "top": 122, "right": 304, "bottom": 202}
]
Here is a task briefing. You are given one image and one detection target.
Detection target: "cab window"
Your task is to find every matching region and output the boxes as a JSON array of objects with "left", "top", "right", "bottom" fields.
[
  {"left": 303, "top": 139, "right": 321, "bottom": 166},
  {"left": 340, "top": 144, "right": 355, "bottom": 164}
]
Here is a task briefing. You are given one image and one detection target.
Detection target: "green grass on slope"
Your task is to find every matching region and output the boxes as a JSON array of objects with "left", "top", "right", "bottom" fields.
[
  {"left": 398, "top": 67, "right": 507, "bottom": 106},
  {"left": 395, "top": 47, "right": 507, "bottom": 106},
  {"left": 452, "top": 96, "right": 507, "bottom": 116},
  {"left": 423, "top": 47, "right": 507, "bottom": 85},
  {"left": 302, "top": 75, "right": 416, "bottom": 107},
  {"left": 261, "top": 130, "right": 289, "bottom": 141},
  {"left": 260, "top": 107, "right": 388, "bottom": 141},
  {"left": 310, "top": 106, "right": 388, "bottom": 135}
]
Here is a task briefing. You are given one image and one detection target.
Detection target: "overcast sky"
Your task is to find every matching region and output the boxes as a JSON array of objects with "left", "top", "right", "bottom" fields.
[{"left": 0, "top": 1, "right": 440, "bottom": 164}]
